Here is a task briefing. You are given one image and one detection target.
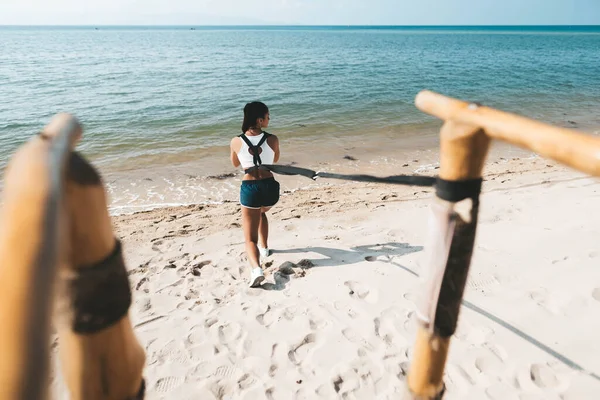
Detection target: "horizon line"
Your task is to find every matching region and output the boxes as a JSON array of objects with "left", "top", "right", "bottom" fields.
[{"left": 1, "top": 24, "right": 599, "bottom": 27}]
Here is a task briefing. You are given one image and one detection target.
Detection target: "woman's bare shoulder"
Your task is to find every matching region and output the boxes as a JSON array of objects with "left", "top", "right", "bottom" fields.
[{"left": 230, "top": 136, "right": 242, "bottom": 150}]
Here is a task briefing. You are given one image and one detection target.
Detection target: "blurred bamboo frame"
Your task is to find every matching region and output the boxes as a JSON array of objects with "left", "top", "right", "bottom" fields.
[
  {"left": 405, "top": 90, "right": 600, "bottom": 399},
  {"left": 0, "top": 114, "right": 81, "bottom": 400},
  {"left": 0, "top": 114, "right": 145, "bottom": 400}
]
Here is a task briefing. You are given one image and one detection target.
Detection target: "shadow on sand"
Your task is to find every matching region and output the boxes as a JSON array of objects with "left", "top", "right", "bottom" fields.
[{"left": 260, "top": 241, "right": 600, "bottom": 381}]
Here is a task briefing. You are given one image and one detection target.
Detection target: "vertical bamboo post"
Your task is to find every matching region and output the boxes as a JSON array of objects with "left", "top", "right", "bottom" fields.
[
  {"left": 406, "top": 119, "right": 490, "bottom": 399},
  {"left": 0, "top": 114, "right": 81, "bottom": 400},
  {"left": 403, "top": 89, "right": 600, "bottom": 398},
  {"left": 55, "top": 151, "right": 146, "bottom": 399}
]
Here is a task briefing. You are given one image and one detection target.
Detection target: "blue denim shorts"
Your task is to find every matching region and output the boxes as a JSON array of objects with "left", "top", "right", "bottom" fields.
[{"left": 240, "top": 177, "right": 280, "bottom": 209}]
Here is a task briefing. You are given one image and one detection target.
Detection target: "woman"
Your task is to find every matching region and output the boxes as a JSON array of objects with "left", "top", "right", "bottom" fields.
[{"left": 230, "top": 101, "right": 280, "bottom": 287}]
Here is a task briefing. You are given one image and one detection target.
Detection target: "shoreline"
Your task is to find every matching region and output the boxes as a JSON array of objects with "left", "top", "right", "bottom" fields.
[
  {"left": 104, "top": 134, "right": 537, "bottom": 216},
  {"left": 110, "top": 153, "right": 572, "bottom": 231}
]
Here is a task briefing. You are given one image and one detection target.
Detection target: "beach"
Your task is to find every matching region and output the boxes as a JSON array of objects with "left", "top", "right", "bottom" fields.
[
  {"left": 1, "top": 25, "right": 599, "bottom": 399},
  {"left": 43, "top": 152, "right": 600, "bottom": 399}
]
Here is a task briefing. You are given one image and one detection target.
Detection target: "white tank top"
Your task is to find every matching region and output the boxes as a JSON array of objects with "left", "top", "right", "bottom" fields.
[{"left": 236, "top": 133, "right": 276, "bottom": 170}]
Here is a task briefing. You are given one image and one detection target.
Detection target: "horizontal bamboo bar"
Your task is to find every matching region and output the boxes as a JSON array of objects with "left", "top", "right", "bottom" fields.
[{"left": 415, "top": 90, "right": 600, "bottom": 177}]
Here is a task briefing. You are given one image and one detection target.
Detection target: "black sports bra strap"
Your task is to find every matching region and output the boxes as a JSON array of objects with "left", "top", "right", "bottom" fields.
[
  {"left": 239, "top": 132, "right": 271, "bottom": 168},
  {"left": 238, "top": 133, "right": 253, "bottom": 148},
  {"left": 256, "top": 132, "right": 270, "bottom": 147}
]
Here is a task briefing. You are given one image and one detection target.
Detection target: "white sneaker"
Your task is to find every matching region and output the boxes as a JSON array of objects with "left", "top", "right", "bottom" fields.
[
  {"left": 249, "top": 267, "right": 265, "bottom": 288},
  {"left": 258, "top": 246, "right": 270, "bottom": 260}
]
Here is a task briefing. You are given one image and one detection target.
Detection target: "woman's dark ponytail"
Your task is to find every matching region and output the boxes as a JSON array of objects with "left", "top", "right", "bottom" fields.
[{"left": 242, "top": 102, "right": 269, "bottom": 133}]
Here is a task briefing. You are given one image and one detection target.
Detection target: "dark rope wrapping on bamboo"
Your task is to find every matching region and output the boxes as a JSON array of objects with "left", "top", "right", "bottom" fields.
[
  {"left": 433, "top": 178, "right": 483, "bottom": 338},
  {"left": 435, "top": 177, "right": 482, "bottom": 202},
  {"left": 56, "top": 240, "right": 132, "bottom": 334}
]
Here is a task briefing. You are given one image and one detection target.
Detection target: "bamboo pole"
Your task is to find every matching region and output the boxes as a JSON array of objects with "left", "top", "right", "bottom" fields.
[
  {"left": 0, "top": 114, "right": 81, "bottom": 400},
  {"left": 55, "top": 151, "right": 146, "bottom": 398},
  {"left": 406, "top": 122, "right": 490, "bottom": 399},
  {"left": 406, "top": 90, "right": 600, "bottom": 398},
  {"left": 415, "top": 90, "right": 600, "bottom": 177}
]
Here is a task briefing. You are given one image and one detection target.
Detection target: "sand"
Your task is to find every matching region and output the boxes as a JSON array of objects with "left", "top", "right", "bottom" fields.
[{"left": 50, "top": 155, "right": 600, "bottom": 399}]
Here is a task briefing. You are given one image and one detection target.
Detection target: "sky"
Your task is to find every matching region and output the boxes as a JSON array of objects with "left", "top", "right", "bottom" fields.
[{"left": 1, "top": 0, "right": 599, "bottom": 26}]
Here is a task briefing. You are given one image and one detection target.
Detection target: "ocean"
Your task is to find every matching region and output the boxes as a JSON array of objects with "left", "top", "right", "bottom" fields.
[{"left": 1, "top": 26, "right": 599, "bottom": 213}]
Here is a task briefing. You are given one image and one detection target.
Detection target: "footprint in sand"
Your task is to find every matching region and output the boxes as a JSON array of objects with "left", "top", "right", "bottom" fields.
[
  {"left": 344, "top": 281, "right": 378, "bottom": 304},
  {"left": 475, "top": 352, "right": 504, "bottom": 375},
  {"left": 315, "top": 383, "right": 337, "bottom": 398},
  {"left": 466, "top": 273, "right": 499, "bottom": 292},
  {"left": 136, "top": 297, "right": 152, "bottom": 314},
  {"left": 190, "top": 260, "right": 211, "bottom": 277},
  {"left": 332, "top": 376, "right": 344, "bottom": 393},
  {"left": 154, "top": 340, "right": 189, "bottom": 365},
  {"left": 186, "top": 325, "right": 206, "bottom": 345},
  {"left": 483, "top": 342, "right": 508, "bottom": 362},
  {"left": 288, "top": 334, "right": 317, "bottom": 365},
  {"left": 207, "top": 380, "right": 237, "bottom": 400},
  {"left": 454, "top": 320, "right": 494, "bottom": 346},
  {"left": 374, "top": 316, "right": 408, "bottom": 348},
  {"left": 237, "top": 251, "right": 247, "bottom": 264},
  {"left": 380, "top": 307, "right": 406, "bottom": 333},
  {"left": 283, "top": 305, "right": 298, "bottom": 321},
  {"left": 154, "top": 376, "right": 184, "bottom": 393},
  {"left": 135, "top": 277, "right": 149, "bottom": 293},
  {"left": 186, "top": 361, "right": 214, "bottom": 380},
  {"left": 309, "top": 317, "right": 328, "bottom": 330},
  {"left": 187, "top": 344, "right": 217, "bottom": 363},
  {"left": 402, "top": 292, "right": 417, "bottom": 304},
  {"left": 334, "top": 301, "right": 359, "bottom": 319},
  {"left": 217, "top": 322, "right": 243, "bottom": 345},
  {"left": 398, "top": 361, "right": 410, "bottom": 377},
  {"left": 403, "top": 311, "right": 417, "bottom": 335},
  {"left": 214, "top": 365, "right": 243, "bottom": 380},
  {"left": 237, "top": 373, "right": 256, "bottom": 390},
  {"left": 294, "top": 388, "right": 310, "bottom": 400},
  {"left": 444, "top": 364, "right": 476, "bottom": 393},
  {"left": 341, "top": 328, "right": 375, "bottom": 352},
  {"left": 529, "top": 363, "right": 559, "bottom": 389},
  {"left": 151, "top": 238, "right": 170, "bottom": 253},
  {"left": 166, "top": 252, "right": 191, "bottom": 267},
  {"left": 341, "top": 327, "right": 361, "bottom": 344},
  {"left": 257, "top": 305, "right": 277, "bottom": 327},
  {"left": 283, "top": 224, "right": 296, "bottom": 232},
  {"left": 529, "top": 288, "right": 587, "bottom": 317},
  {"left": 330, "top": 371, "right": 362, "bottom": 396},
  {"left": 204, "top": 317, "right": 218, "bottom": 329},
  {"left": 592, "top": 288, "right": 600, "bottom": 302},
  {"left": 268, "top": 364, "right": 278, "bottom": 378}
]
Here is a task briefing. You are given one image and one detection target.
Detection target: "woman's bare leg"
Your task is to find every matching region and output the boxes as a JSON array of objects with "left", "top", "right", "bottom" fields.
[
  {"left": 258, "top": 207, "right": 271, "bottom": 249},
  {"left": 241, "top": 206, "right": 262, "bottom": 268}
]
